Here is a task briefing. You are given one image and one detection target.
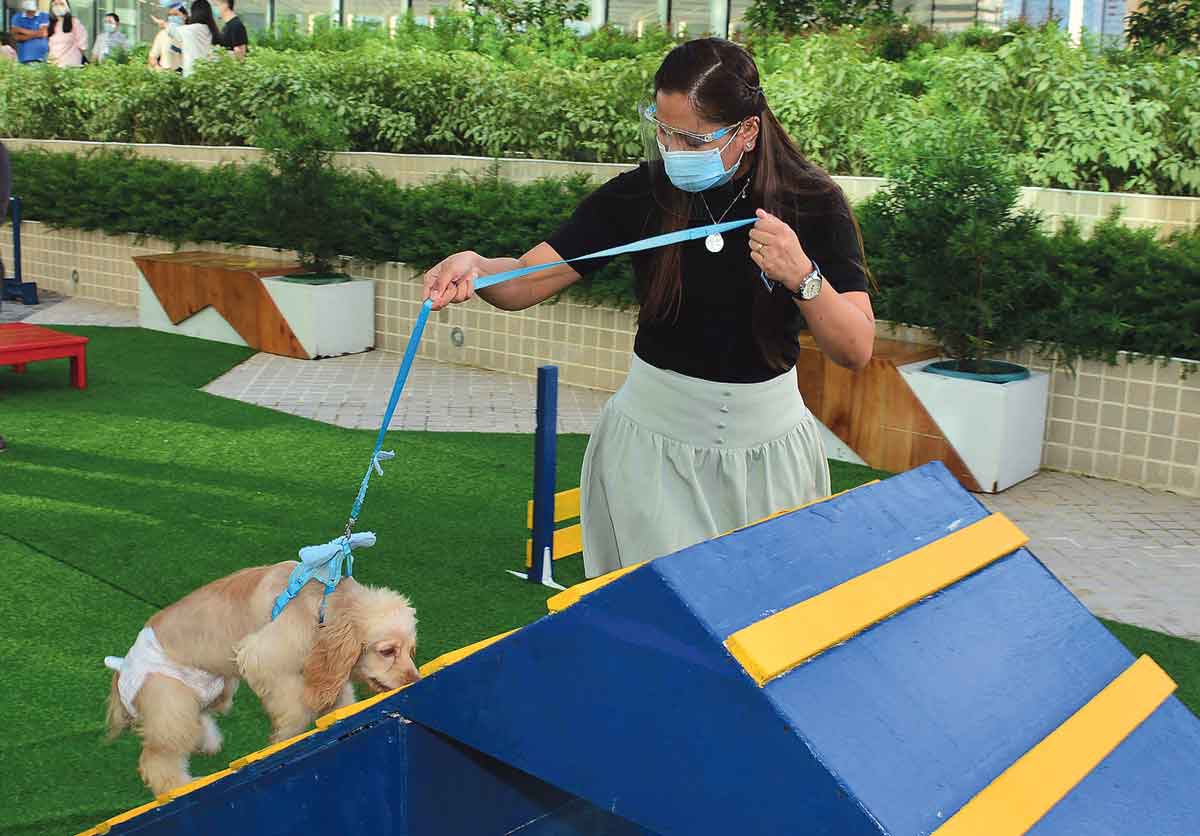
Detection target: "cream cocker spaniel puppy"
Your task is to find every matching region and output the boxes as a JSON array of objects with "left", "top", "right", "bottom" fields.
[{"left": 105, "top": 561, "right": 419, "bottom": 796}]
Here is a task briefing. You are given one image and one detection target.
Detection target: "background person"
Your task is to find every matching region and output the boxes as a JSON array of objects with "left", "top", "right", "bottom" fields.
[
  {"left": 91, "top": 11, "right": 130, "bottom": 63},
  {"left": 10, "top": 0, "right": 50, "bottom": 64},
  {"left": 422, "top": 38, "right": 876, "bottom": 578},
  {"left": 1, "top": 33, "right": 17, "bottom": 60},
  {"left": 47, "top": 0, "right": 87, "bottom": 67},
  {"left": 157, "top": 0, "right": 217, "bottom": 76},
  {"left": 213, "top": 0, "right": 246, "bottom": 59},
  {"left": 147, "top": 3, "right": 184, "bottom": 72}
]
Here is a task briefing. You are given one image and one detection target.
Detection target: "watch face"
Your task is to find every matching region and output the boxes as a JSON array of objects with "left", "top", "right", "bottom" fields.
[{"left": 801, "top": 271, "right": 823, "bottom": 300}]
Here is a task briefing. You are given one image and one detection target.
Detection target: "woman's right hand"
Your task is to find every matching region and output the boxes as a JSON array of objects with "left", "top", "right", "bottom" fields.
[{"left": 422, "top": 251, "right": 484, "bottom": 312}]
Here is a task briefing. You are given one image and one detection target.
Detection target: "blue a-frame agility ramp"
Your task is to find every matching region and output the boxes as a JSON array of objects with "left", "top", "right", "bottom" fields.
[{"left": 83, "top": 463, "right": 1200, "bottom": 836}]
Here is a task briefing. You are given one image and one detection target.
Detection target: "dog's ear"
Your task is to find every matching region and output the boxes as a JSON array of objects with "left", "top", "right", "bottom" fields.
[{"left": 302, "top": 617, "right": 362, "bottom": 714}]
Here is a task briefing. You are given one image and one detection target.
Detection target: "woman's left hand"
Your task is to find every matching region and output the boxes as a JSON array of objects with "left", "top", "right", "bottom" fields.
[{"left": 749, "top": 208, "right": 813, "bottom": 294}]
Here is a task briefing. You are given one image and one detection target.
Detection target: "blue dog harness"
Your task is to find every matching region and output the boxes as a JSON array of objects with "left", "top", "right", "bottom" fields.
[{"left": 272, "top": 216, "right": 758, "bottom": 622}]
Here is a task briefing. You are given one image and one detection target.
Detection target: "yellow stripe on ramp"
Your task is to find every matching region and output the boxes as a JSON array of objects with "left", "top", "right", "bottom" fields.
[
  {"left": 932, "top": 655, "right": 1176, "bottom": 836},
  {"left": 229, "top": 729, "right": 318, "bottom": 769},
  {"left": 725, "top": 513, "right": 1028, "bottom": 686},
  {"left": 155, "top": 768, "right": 237, "bottom": 802}
]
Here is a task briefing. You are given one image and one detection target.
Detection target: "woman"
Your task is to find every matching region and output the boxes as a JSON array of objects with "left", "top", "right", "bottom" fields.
[
  {"left": 423, "top": 39, "right": 876, "bottom": 578},
  {"left": 47, "top": 0, "right": 87, "bottom": 67},
  {"left": 158, "top": 0, "right": 217, "bottom": 77},
  {"left": 148, "top": 2, "right": 184, "bottom": 72}
]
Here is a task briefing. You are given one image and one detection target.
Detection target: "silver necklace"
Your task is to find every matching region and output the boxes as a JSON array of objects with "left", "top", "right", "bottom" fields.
[{"left": 700, "top": 178, "right": 751, "bottom": 254}]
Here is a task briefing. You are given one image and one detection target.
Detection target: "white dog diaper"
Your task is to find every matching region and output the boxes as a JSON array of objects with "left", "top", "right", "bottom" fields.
[{"left": 104, "top": 627, "right": 226, "bottom": 718}]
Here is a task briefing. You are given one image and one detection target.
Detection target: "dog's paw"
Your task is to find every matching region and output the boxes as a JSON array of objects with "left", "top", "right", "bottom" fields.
[{"left": 199, "top": 715, "right": 223, "bottom": 755}]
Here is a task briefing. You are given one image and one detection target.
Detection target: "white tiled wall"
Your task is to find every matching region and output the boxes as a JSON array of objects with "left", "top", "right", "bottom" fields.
[{"left": 4, "top": 221, "right": 1196, "bottom": 496}]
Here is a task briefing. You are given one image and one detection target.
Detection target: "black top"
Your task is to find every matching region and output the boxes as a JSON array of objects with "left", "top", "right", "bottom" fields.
[
  {"left": 545, "top": 163, "right": 868, "bottom": 383},
  {"left": 220, "top": 15, "right": 248, "bottom": 49}
]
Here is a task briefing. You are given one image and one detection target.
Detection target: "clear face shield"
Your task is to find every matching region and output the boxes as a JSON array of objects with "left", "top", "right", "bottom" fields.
[{"left": 639, "top": 101, "right": 747, "bottom": 196}]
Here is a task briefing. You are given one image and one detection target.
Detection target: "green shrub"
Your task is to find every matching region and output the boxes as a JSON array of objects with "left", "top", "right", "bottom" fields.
[
  {"left": 860, "top": 114, "right": 1063, "bottom": 366},
  {"left": 1046, "top": 214, "right": 1200, "bottom": 363},
  {"left": 6, "top": 148, "right": 1199, "bottom": 359},
  {"left": 744, "top": 0, "right": 895, "bottom": 35},
  {"left": 1128, "top": 0, "right": 1200, "bottom": 55},
  {"left": 763, "top": 33, "right": 909, "bottom": 176},
  {"left": 2, "top": 27, "right": 1199, "bottom": 195}
]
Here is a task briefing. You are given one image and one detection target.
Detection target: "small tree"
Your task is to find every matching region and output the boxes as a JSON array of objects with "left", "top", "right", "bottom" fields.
[
  {"left": 253, "top": 103, "right": 350, "bottom": 273},
  {"left": 1127, "top": 0, "right": 1200, "bottom": 55},
  {"left": 859, "top": 113, "right": 1061, "bottom": 369}
]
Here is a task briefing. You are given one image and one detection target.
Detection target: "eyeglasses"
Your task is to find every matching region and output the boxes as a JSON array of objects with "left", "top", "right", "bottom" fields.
[{"left": 639, "top": 103, "right": 743, "bottom": 151}]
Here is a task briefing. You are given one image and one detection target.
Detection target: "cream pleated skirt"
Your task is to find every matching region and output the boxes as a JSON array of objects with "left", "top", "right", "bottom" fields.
[{"left": 580, "top": 354, "right": 830, "bottom": 578}]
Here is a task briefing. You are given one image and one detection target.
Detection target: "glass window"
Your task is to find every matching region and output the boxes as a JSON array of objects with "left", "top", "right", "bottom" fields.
[
  {"left": 227, "top": 0, "right": 267, "bottom": 32},
  {"left": 273, "top": 0, "right": 338, "bottom": 31},
  {"left": 408, "top": 0, "right": 440, "bottom": 26},
  {"left": 67, "top": 0, "right": 95, "bottom": 47},
  {"left": 727, "top": 0, "right": 750, "bottom": 35},
  {"left": 669, "top": 0, "right": 711, "bottom": 36},
  {"left": 606, "top": 0, "right": 663, "bottom": 34},
  {"left": 345, "top": 0, "right": 404, "bottom": 31},
  {"left": 100, "top": 4, "right": 141, "bottom": 47}
]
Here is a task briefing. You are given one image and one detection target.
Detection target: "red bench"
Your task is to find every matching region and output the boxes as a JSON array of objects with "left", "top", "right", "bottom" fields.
[{"left": 0, "top": 323, "right": 89, "bottom": 389}]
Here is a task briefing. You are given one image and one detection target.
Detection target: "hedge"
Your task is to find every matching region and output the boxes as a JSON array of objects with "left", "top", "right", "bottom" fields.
[
  {"left": 6, "top": 149, "right": 1199, "bottom": 362},
  {"left": 2, "top": 26, "right": 1199, "bottom": 194}
]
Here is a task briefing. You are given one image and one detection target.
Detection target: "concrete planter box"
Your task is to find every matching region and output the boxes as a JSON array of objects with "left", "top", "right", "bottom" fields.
[
  {"left": 900, "top": 359, "right": 1051, "bottom": 493},
  {"left": 260, "top": 276, "right": 376, "bottom": 359}
]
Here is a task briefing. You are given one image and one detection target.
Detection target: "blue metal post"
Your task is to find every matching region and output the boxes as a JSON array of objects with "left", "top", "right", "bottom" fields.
[
  {"left": 11, "top": 196, "right": 21, "bottom": 284},
  {"left": 529, "top": 366, "right": 559, "bottom": 583}
]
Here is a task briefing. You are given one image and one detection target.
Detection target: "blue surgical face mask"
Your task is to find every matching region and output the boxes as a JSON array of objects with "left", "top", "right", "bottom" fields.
[
  {"left": 168, "top": 15, "right": 182, "bottom": 29},
  {"left": 657, "top": 132, "right": 745, "bottom": 193}
]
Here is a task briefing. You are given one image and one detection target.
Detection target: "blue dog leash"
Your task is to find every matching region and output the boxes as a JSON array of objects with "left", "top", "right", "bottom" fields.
[{"left": 272, "top": 216, "right": 759, "bottom": 622}]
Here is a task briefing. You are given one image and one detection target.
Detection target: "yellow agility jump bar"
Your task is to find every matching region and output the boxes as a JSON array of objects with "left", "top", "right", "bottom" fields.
[
  {"left": 932, "top": 654, "right": 1176, "bottom": 836},
  {"left": 725, "top": 513, "right": 1028, "bottom": 686}
]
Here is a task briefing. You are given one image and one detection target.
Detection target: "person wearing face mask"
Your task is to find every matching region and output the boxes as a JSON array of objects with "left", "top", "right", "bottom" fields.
[
  {"left": 47, "top": 0, "right": 87, "bottom": 67},
  {"left": 155, "top": 0, "right": 218, "bottom": 76},
  {"left": 10, "top": 0, "right": 51, "bottom": 64},
  {"left": 422, "top": 39, "right": 876, "bottom": 578},
  {"left": 148, "top": 0, "right": 184, "bottom": 71},
  {"left": 90, "top": 12, "right": 130, "bottom": 63},
  {"left": 212, "top": 0, "right": 247, "bottom": 59}
]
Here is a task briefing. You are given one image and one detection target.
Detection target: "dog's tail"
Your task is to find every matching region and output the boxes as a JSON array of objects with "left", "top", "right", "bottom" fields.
[{"left": 104, "top": 660, "right": 132, "bottom": 740}]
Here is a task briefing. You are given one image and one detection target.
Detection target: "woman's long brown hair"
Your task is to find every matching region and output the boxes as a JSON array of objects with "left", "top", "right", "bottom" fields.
[{"left": 643, "top": 38, "right": 870, "bottom": 370}]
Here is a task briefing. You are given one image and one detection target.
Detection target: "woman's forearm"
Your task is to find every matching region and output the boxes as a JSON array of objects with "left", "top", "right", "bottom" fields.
[
  {"left": 797, "top": 286, "right": 875, "bottom": 370},
  {"left": 473, "top": 245, "right": 581, "bottom": 312}
]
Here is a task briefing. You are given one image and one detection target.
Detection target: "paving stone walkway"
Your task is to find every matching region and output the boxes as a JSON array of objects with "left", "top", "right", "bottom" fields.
[
  {"left": 11, "top": 296, "right": 1199, "bottom": 640},
  {"left": 0, "top": 289, "right": 68, "bottom": 323}
]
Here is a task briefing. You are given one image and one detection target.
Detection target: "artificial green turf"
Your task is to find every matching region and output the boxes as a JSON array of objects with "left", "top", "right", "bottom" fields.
[{"left": 0, "top": 326, "right": 1196, "bottom": 836}]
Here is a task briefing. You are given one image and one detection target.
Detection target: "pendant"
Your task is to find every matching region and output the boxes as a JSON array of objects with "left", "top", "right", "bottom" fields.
[{"left": 705, "top": 233, "right": 724, "bottom": 253}]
